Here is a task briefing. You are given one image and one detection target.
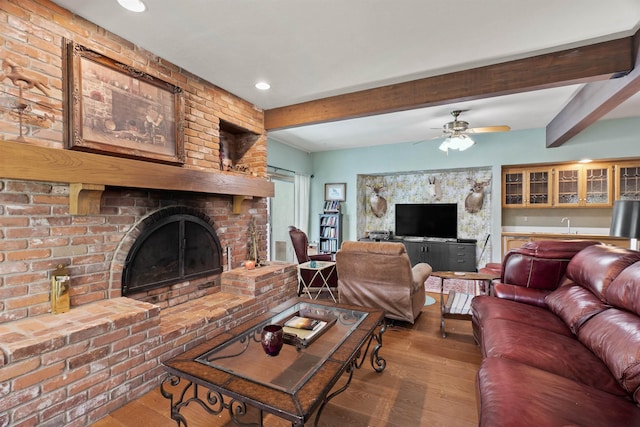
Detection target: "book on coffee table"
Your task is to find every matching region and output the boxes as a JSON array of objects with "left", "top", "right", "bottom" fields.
[
  {"left": 282, "top": 312, "right": 337, "bottom": 348},
  {"left": 284, "top": 316, "right": 322, "bottom": 330}
]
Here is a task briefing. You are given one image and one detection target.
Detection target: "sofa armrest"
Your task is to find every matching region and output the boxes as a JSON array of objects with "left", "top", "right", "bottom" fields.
[
  {"left": 493, "top": 283, "right": 551, "bottom": 308},
  {"left": 310, "top": 253, "right": 332, "bottom": 261},
  {"left": 412, "top": 263, "right": 433, "bottom": 288}
]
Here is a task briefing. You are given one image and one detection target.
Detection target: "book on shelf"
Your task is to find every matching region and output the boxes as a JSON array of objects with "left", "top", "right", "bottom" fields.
[
  {"left": 319, "top": 239, "right": 338, "bottom": 253},
  {"left": 320, "top": 216, "right": 336, "bottom": 226},
  {"left": 323, "top": 201, "right": 341, "bottom": 212}
]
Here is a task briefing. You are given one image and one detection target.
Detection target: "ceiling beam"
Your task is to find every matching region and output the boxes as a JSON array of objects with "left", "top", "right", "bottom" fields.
[
  {"left": 546, "top": 29, "right": 640, "bottom": 148},
  {"left": 264, "top": 37, "right": 634, "bottom": 131}
]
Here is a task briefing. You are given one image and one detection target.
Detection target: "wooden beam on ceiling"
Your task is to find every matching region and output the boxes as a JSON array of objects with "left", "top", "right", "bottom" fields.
[
  {"left": 546, "top": 29, "right": 640, "bottom": 148},
  {"left": 264, "top": 37, "right": 634, "bottom": 131}
]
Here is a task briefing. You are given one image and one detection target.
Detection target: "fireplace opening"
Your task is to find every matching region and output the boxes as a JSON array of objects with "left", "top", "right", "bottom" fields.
[{"left": 122, "top": 210, "right": 222, "bottom": 296}]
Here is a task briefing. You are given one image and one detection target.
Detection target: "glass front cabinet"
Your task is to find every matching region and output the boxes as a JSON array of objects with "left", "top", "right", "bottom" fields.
[
  {"left": 502, "top": 167, "right": 553, "bottom": 208},
  {"left": 614, "top": 161, "right": 640, "bottom": 201},
  {"left": 553, "top": 163, "right": 613, "bottom": 207}
]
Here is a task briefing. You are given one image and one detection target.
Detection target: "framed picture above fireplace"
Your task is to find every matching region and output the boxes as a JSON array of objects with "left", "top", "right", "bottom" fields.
[{"left": 63, "top": 39, "right": 185, "bottom": 165}]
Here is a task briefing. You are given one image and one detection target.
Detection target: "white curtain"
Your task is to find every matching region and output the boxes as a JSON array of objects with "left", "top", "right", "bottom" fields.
[{"left": 294, "top": 173, "right": 310, "bottom": 233}]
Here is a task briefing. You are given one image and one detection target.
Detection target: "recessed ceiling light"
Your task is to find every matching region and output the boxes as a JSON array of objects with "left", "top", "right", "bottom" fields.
[
  {"left": 578, "top": 158, "right": 593, "bottom": 163},
  {"left": 255, "top": 81, "right": 271, "bottom": 90},
  {"left": 117, "top": 0, "right": 146, "bottom": 12}
]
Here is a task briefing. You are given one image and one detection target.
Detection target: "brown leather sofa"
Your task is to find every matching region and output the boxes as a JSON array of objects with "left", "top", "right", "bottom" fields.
[
  {"left": 335, "top": 241, "right": 431, "bottom": 324},
  {"left": 472, "top": 244, "right": 640, "bottom": 426}
]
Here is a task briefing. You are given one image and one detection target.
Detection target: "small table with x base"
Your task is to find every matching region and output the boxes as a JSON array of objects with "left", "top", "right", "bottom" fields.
[{"left": 297, "top": 260, "right": 337, "bottom": 302}]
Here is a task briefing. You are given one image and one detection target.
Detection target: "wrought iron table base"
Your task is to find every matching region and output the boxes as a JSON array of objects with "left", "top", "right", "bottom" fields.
[{"left": 161, "top": 320, "right": 386, "bottom": 427}]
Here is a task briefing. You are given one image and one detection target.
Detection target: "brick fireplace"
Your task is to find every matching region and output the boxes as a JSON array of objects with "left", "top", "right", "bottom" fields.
[
  {"left": 121, "top": 206, "right": 224, "bottom": 298},
  {"left": 0, "top": 1, "right": 296, "bottom": 425},
  {"left": 0, "top": 181, "right": 260, "bottom": 320},
  {"left": 0, "top": 178, "right": 299, "bottom": 426}
]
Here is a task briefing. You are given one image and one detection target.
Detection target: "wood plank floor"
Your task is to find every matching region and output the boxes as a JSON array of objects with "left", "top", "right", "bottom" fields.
[{"left": 92, "top": 293, "right": 481, "bottom": 427}]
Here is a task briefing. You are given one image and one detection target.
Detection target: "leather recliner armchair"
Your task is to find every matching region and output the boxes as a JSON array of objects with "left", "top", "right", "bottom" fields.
[
  {"left": 336, "top": 241, "right": 431, "bottom": 324},
  {"left": 288, "top": 226, "right": 338, "bottom": 292}
]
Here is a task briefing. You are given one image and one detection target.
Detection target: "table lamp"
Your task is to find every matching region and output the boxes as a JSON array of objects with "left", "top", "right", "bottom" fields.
[{"left": 610, "top": 200, "right": 640, "bottom": 250}]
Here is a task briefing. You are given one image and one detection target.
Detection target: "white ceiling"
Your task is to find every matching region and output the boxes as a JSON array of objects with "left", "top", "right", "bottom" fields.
[{"left": 52, "top": 0, "right": 640, "bottom": 152}]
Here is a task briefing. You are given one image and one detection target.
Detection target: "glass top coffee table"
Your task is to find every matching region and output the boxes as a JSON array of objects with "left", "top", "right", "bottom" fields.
[{"left": 161, "top": 298, "right": 386, "bottom": 426}]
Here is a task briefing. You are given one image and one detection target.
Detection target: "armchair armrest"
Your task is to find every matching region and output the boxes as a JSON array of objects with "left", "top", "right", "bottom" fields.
[
  {"left": 310, "top": 253, "right": 332, "bottom": 262},
  {"left": 493, "top": 283, "right": 551, "bottom": 308},
  {"left": 412, "top": 263, "right": 433, "bottom": 287}
]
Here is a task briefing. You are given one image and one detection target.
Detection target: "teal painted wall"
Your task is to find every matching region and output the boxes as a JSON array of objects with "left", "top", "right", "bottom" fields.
[
  {"left": 267, "top": 139, "right": 313, "bottom": 176},
  {"left": 268, "top": 116, "right": 640, "bottom": 261}
]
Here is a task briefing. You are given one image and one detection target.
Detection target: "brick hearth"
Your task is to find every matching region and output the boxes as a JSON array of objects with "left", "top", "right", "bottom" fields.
[{"left": 0, "top": 262, "right": 298, "bottom": 426}]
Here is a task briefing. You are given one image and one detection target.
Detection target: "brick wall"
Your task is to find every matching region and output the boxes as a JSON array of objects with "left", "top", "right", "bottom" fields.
[
  {"left": 0, "top": 0, "right": 270, "bottom": 320},
  {"left": 0, "top": 1, "right": 288, "bottom": 425},
  {"left": 0, "top": 0, "right": 266, "bottom": 170}
]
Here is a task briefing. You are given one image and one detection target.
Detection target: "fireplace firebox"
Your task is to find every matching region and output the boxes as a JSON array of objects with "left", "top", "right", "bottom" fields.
[{"left": 122, "top": 208, "right": 222, "bottom": 296}]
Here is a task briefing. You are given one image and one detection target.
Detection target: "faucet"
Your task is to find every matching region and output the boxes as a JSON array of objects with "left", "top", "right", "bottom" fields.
[{"left": 561, "top": 217, "right": 571, "bottom": 234}]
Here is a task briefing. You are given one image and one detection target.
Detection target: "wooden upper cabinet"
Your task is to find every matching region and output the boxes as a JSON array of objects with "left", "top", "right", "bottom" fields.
[
  {"left": 554, "top": 162, "right": 613, "bottom": 207},
  {"left": 502, "top": 167, "right": 553, "bottom": 208},
  {"left": 614, "top": 161, "right": 640, "bottom": 201}
]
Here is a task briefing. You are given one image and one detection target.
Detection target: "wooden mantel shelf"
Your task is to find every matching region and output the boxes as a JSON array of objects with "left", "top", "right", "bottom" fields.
[{"left": 0, "top": 140, "right": 274, "bottom": 214}]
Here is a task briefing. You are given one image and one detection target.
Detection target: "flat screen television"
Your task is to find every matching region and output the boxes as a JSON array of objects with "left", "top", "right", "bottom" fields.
[{"left": 395, "top": 203, "right": 458, "bottom": 239}]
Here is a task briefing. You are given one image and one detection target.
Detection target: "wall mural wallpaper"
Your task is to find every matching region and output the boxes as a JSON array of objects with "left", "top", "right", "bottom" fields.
[{"left": 357, "top": 167, "right": 493, "bottom": 268}]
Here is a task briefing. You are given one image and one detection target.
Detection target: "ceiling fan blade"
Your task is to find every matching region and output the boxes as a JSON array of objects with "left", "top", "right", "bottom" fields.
[{"left": 467, "top": 125, "right": 511, "bottom": 133}]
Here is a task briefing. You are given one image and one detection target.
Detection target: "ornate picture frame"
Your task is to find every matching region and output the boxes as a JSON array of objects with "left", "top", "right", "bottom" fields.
[
  {"left": 325, "top": 183, "right": 346, "bottom": 201},
  {"left": 63, "top": 39, "right": 185, "bottom": 164}
]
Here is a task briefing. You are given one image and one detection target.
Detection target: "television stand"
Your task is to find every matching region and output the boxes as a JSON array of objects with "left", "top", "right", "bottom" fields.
[{"left": 402, "top": 239, "right": 476, "bottom": 272}]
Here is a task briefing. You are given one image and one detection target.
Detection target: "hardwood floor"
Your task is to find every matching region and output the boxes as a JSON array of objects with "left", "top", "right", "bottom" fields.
[{"left": 92, "top": 293, "right": 481, "bottom": 426}]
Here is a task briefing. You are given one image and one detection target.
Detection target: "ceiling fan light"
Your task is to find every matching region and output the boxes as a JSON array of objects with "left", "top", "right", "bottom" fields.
[
  {"left": 456, "top": 135, "right": 475, "bottom": 151},
  {"left": 437, "top": 135, "right": 475, "bottom": 152},
  {"left": 441, "top": 134, "right": 474, "bottom": 151},
  {"left": 117, "top": 0, "right": 147, "bottom": 12},
  {"left": 438, "top": 139, "right": 451, "bottom": 152}
]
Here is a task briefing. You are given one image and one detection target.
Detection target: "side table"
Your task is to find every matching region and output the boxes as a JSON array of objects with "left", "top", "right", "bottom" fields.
[
  {"left": 431, "top": 271, "right": 500, "bottom": 338},
  {"left": 297, "top": 260, "right": 337, "bottom": 302}
]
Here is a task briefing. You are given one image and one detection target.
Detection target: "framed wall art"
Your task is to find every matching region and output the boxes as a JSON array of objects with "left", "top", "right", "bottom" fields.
[
  {"left": 325, "top": 183, "right": 346, "bottom": 201},
  {"left": 63, "top": 39, "right": 185, "bottom": 164}
]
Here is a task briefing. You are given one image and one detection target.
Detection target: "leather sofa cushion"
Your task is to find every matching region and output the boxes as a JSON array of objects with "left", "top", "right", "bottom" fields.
[
  {"left": 578, "top": 308, "right": 640, "bottom": 403},
  {"left": 502, "top": 254, "right": 564, "bottom": 290},
  {"left": 566, "top": 245, "right": 640, "bottom": 300},
  {"left": 545, "top": 283, "right": 609, "bottom": 334},
  {"left": 481, "top": 318, "right": 625, "bottom": 396},
  {"left": 606, "top": 262, "right": 640, "bottom": 315},
  {"left": 501, "top": 240, "right": 599, "bottom": 290},
  {"left": 471, "top": 295, "right": 572, "bottom": 344},
  {"left": 515, "top": 239, "right": 601, "bottom": 259},
  {"left": 477, "top": 357, "right": 640, "bottom": 427}
]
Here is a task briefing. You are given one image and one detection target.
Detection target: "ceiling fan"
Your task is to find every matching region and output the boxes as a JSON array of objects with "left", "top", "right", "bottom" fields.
[{"left": 434, "top": 110, "right": 510, "bottom": 153}]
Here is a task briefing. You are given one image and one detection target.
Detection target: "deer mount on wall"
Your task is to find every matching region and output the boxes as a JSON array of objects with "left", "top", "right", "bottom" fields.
[
  {"left": 426, "top": 176, "right": 442, "bottom": 201},
  {"left": 367, "top": 181, "right": 387, "bottom": 218},
  {"left": 465, "top": 178, "right": 491, "bottom": 213}
]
